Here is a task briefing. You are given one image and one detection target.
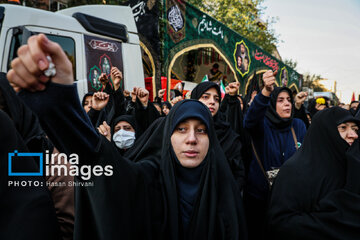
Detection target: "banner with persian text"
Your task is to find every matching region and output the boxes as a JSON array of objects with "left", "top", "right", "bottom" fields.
[{"left": 163, "top": 1, "right": 302, "bottom": 94}]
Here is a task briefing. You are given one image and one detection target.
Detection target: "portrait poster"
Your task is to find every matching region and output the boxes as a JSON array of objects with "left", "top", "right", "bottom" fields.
[
  {"left": 84, "top": 35, "right": 124, "bottom": 92},
  {"left": 233, "top": 40, "right": 251, "bottom": 77}
]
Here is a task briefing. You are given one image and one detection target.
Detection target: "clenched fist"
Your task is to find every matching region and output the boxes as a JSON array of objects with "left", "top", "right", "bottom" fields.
[
  {"left": 7, "top": 34, "right": 73, "bottom": 92},
  {"left": 262, "top": 70, "right": 277, "bottom": 97}
]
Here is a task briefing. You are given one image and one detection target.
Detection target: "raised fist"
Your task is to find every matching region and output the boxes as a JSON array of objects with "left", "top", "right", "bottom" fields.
[
  {"left": 92, "top": 92, "right": 109, "bottom": 111},
  {"left": 262, "top": 70, "right": 277, "bottom": 97},
  {"left": 7, "top": 34, "right": 73, "bottom": 92}
]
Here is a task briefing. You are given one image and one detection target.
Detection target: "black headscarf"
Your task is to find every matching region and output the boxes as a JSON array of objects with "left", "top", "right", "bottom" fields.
[
  {"left": 0, "top": 73, "right": 53, "bottom": 152},
  {"left": 161, "top": 101, "right": 172, "bottom": 116},
  {"left": 265, "top": 87, "right": 294, "bottom": 129},
  {"left": 190, "top": 81, "right": 221, "bottom": 101},
  {"left": 168, "top": 100, "right": 211, "bottom": 234},
  {"left": 190, "top": 82, "right": 245, "bottom": 189},
  {"left": 111, "top": 114, "right": 138, "bottom": 138},
  {"left": 0, "top": 110, "right": 60, "bottom": 240},
  {"left": 124, "top": 116, "right": 165, "bottom": 163},
  {"left": 268, "top": 107, "right": 360, "bottom": 239},
  {"left": 349, "top": 101, "right": 359, "bottom": 116},
  {"left": 160, "top": 100, "right": 247, "bottom": 239}
]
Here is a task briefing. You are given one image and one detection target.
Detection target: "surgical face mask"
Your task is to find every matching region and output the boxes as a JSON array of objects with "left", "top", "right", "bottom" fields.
[{"left": 113, "top": 129, "right": 136, "bottom": 149}]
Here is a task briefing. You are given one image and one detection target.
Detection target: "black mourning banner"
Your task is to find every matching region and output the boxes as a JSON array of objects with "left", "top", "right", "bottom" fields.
[
  {"left": 126, "top": 0, "right": 160, "bottom": 55},
  {"left": 84, "top": 35, "right": 124, "bottom": 92}
]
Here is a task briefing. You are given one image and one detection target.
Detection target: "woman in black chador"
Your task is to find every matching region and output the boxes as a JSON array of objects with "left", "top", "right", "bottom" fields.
[
  {"left": 191, "top": 81, "right": 245, "bottom": 190},
  {"left": 21, "top": 90, "right": 248, "bottom": 239},
  {"left": 268, "top": 107, "right": 360, "bottom": 239},
  {"left": 9, "top": 34, "right": 247, "bottom": 240}
]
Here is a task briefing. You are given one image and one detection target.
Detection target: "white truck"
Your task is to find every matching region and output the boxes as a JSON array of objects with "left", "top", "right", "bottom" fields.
[{"left": 0, "top": 4, "right": 145, "bottom": 99}]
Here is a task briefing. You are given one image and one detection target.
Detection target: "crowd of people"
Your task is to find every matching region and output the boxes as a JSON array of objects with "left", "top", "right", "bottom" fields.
[{"left": 2, "top": 33, "right": 360, "bottom": 240}]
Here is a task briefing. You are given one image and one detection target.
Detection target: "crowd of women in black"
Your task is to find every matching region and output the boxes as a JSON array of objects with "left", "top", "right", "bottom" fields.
[{"left": 2, "top": 33, "right": 360, "bottom": 240}]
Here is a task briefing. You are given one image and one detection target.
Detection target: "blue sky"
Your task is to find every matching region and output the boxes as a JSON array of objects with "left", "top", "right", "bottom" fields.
[{"left": 263, "top": 0, "right": 360, "bottom": 103}]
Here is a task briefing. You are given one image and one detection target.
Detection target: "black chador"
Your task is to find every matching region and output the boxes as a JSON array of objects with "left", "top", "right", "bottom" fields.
[{"left": 268, "top": 107, "right": 360, "bottom": 240}]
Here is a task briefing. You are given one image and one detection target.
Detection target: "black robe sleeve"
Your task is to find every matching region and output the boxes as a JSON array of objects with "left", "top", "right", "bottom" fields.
[
  {"left": 87, "top": 108, "right": 102, "bottom": 128},
  {"left": 111, "top": 87, "right": 127, "bottom": 120},
  {"left": 19, "top": 82, "right": 163, "bottom": 240},
  {"left": 219, "top": 94, "right": 244, "bottom": 135},
  {"left": 0, "top": 110, "right": 61, "bottom": 240},
  {"left": 134, "top": 98, "right": 160, "bottom": 135}
]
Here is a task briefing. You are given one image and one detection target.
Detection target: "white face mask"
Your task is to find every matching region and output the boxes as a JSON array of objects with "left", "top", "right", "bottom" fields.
[{"left": 112, "top": 129, "right": 136, "bottom": 149}]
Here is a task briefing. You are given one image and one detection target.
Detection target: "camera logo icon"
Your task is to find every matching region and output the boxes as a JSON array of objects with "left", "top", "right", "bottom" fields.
[{"left": 8, "top": 150, "right": 43, "bottom": 176}]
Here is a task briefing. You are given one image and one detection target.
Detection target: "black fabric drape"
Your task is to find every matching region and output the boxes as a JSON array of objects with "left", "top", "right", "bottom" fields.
[
  {"left": 219, "top": 94, "right": 252, "bottom": 175},
  {"left": 352, "top": 102, "right": 360, "bottom": 117},
  {"left": 0, "top": 110, "right": 60, "bottom": 240},
  {"left": 157, "top": 100, "right": 247, "bottom": 239},
  {"left": 191, "top": 82, "right": 245, "bottom": 189},
  {"left": 0, "top": 73, "right": 53, "bottom": 152},
  {"left": 134, "top": 98, "right": 161, "bottom": 136},
  {"left": 268, "top": 107, "right": 360, "bottom": 240},
  {"left": 213, "top": 112, "right": 245, "bottom": 187},
  {"left": 220, "top": 94, "right": 244, "bottom": 135},
  {"left": 294, "top": 104, "right": 310, "bottom": 129},
  {"left": 76, "top": 100, "right": 248, "bottom": 239}
]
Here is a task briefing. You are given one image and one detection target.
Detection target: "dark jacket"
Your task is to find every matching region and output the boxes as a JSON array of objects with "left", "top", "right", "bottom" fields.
[{"left": 244, "top": 91, "right": 306, "bottom": 200}]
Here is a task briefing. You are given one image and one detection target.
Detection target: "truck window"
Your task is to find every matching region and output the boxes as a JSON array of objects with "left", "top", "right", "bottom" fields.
[
  {"left": 46, "top": 35, "right": 76, "bottom": 79},
  {"left": 7, "top": 31, "right": 76, "bottom": 79},
  {"left": 7, "top": 31, "right": 22, "bottom": 71}
]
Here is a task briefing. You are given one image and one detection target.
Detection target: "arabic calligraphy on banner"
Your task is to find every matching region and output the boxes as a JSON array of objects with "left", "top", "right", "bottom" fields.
[
  {"left": 168, "top": 4, "right": 184, "bottom": 32},
  {"left": 254, "top": 49, "right": 279, "bottom": 72},
  {"left": 197, "top": 15, "right": 225, "bottom": 40},
  {"left": 166, "top": 0, "right": 186, "bottom": 43}
]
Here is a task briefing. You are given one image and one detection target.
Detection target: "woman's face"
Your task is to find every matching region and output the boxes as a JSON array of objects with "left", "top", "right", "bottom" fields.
[
  {"left": 337, "top": 121, "right": 359, "bottom": 146},
  {"left": 237, "top": 56, "right": 242, "bottom": 67},
  {"left": 114, "top": 121, "right": 135, "bottom": 133},
  {"left": 83, "top": 96, "right": 92, "bottom": 113},
  {"left": 171, "top": 118, "right": 209, "bottom": 168},
  {"left": 162, "top": 105, "right": 170, "bottom": 115},
  {"left": 198, "top": 88, "right": 220, "bottom": 116},
  {"left": 276, "top": 91, "right": 292, "bottom": 118}
]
